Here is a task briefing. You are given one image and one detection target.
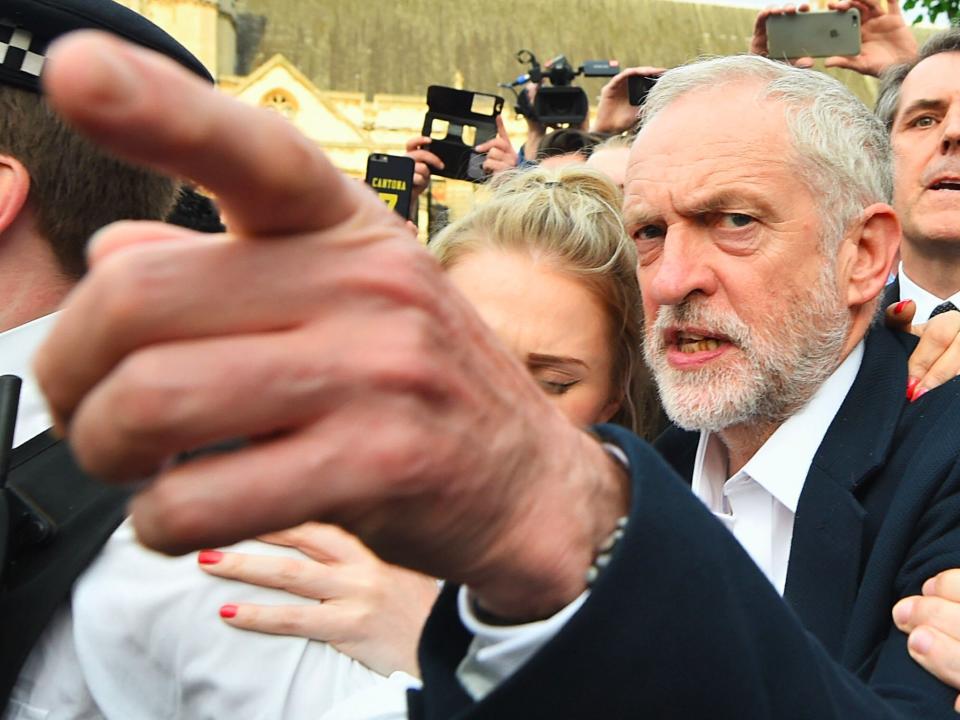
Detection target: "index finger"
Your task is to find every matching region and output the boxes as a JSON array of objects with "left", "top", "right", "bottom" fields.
[
  {"left": 44, "top": 31, "right": 365, "bottom": 237},
  {"left": 475, "top": 115, "right": 511, "bottom": 153}
]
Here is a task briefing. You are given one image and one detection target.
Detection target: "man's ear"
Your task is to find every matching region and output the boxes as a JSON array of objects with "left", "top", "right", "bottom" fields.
[
  {"left": 0, "top": 154, "right": 30, "bottom": 235},
  {"left": 842, "top": 203, "right": 900, "bottom": 309}
]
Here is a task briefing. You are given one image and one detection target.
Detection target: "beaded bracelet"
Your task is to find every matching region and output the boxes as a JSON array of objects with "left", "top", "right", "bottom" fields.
[{"left": 585, "top": 441, "right": 631, "bottom": 588}]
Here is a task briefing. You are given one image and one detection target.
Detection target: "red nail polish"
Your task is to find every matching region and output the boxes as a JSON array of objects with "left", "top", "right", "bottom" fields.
[
  {"left": 913, "top": 387, "right": 929, "bottom": 402},
  {"left": 220, "top": 604, "right": 238, "bottom": 619},
  {"left": 198, "top": 550, "right": 223, "bottom": 565},
  {"left": 906, "top": 377, "right": 920, "bottom": 400},
  {"left": 894, "top": 300, "right": 909, "bottom": 315}
]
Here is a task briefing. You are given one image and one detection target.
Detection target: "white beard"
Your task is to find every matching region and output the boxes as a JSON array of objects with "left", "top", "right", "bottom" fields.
[{"left": 643, "top": 264, "right": 850, "bottom": 432}]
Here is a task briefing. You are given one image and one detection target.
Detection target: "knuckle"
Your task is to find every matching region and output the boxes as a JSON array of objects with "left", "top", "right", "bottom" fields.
[
  {"left": 107, "top": 353, "right": 182, "bottom": 446},
  {"left": 273, "top": 557, "right": 307, "bottom": 589},
  {"left": 352, "top": 409, "right": 433, "bottom": 490},
  {"left": 939, "top": 570, "right": 960, "bottom": 598},
  {"left": 271, "top": 605, "right": 311, "bottom": 636},
  {"left": 94, "top": 248, "right": 171, "bottom": 336},
  {"left": 925, "top": 322, "right": 956, "bottom": 348}
]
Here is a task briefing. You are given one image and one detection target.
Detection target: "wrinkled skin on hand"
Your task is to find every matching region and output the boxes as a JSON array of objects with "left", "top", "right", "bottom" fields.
[{"left": 35, "top": 32, "right": 628, "bottom": 623}]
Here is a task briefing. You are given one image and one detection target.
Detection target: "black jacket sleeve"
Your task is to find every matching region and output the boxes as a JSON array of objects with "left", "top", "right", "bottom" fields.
[{"left": 410, "top": 424, "right": 960, "bottom": 720}]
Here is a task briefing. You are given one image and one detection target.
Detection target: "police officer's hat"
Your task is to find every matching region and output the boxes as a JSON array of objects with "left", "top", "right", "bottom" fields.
[{"left": 0, "top": 0, "right": 213, "bottom": 94}]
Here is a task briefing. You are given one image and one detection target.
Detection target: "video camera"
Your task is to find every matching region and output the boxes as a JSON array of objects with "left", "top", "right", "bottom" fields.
[{"left": 501, "top": 49, "right": 619, "bottom": 126}]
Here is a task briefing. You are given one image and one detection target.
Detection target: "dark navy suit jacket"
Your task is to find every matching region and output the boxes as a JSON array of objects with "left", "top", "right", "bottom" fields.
[{"left": 411, "top": 324, "right": 960, "bottom": 718}]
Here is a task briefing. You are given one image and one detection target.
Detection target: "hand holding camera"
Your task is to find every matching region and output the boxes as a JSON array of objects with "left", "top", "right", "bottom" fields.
[
  {"left": 751, "top": 0, "right": 917, "bottom": 77},
  {"left": 824, "top": 0, "right": 917, "bottom": 76},
  {"left": 591, "top": 66, "right": 665, "bottom": 135},
  {"left": 404, "top": 135, "right": 443, "bottom": 211},
  {"left": 476, "top": 115, "right": 519, "bottom": 176}
]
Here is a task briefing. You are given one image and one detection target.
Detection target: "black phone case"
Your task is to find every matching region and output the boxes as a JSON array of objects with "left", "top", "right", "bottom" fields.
[
  {"left": 421, "top": 86, "right": 504, "bottom": 184},
  {"left": 627, "top": 75, "right": 658, "bottom": 107},
  {"left": 365, "top": 154, "right": 415, "bottom": 219}
]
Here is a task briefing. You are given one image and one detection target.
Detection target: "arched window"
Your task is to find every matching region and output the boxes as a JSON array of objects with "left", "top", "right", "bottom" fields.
[{"left": 261, "top": 89, "right": 298, "bottom": 119}]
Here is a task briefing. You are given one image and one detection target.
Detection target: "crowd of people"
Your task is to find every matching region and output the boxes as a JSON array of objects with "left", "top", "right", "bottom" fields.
[{"left": 6, "top": 0, "right": 960, "bottom": 718}]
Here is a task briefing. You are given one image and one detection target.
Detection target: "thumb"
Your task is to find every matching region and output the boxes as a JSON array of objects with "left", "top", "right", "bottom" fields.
[{"left": 885, "top": 299, "right": 917, "bottom": 332}]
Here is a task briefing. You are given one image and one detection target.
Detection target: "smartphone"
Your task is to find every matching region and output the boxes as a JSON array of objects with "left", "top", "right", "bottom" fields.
[
  {"left": 365, "top": 154, "right": 415, "bottom": 219},
  {"left": 766, "top": 9, "right": 861, "bottom": 59},
  {"left": 422, "top": 86, "right": 504, "bottom": 183},
  {"left": 627, "top": 75, "right": 659, "bottom": 107}
]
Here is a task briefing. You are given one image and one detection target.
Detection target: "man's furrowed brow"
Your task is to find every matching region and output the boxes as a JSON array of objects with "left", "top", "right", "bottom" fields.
[
  {"left": 678, "top": 189, "right": 778, "bottom": 217},
  {"left": 622, "top": 203, "right": 659, "bottom": 228}
]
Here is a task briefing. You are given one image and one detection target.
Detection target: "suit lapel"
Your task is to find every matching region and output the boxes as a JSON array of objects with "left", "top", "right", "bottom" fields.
[{"left": 783, "top": 327, "right": 905, "bottom": 657}]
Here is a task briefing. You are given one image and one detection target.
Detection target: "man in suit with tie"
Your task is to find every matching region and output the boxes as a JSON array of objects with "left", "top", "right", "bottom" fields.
[{"left": 877, "top": 29, "right": 960, "bottom": 398}]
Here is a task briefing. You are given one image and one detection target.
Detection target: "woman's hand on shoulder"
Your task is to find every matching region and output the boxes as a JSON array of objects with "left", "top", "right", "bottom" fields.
[
  {"left": 884, "top": 300, "right": 960, "bottom": 401},
  {"left": 197, "top": 522, "right": 440, "bottom": 677}
]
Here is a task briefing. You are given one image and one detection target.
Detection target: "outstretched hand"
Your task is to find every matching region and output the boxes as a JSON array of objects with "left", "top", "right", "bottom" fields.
[{"left": 34, "top": 31, "right": 627, "bottom": 623}]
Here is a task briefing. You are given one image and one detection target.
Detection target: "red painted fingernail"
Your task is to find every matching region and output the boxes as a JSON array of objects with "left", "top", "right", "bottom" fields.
[
  {"left": 219, "top": 604, "right": 238, "bottom": 619},
  {"left": 198, "top": 550, "right": 223, "bottom": 565},
  {"left": 894, "top": 300, "right": 909, "bottom": 315},
  {"left": 906, "top": 377, "right": 920, "bottom": 399},
  {"left": 913, "top": 387, "right": 929, "bottom": 402}
]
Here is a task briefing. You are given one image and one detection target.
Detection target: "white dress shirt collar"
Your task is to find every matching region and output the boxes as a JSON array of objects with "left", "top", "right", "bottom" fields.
[
  {"left": 0, "top": 312, "right": 58, "bottom": 447},
  {"left": 898, "top": 262, "right": 960, "bottom": 322},
  {"left": 691, "top": 341, "right": 864, "bottom": 592}
]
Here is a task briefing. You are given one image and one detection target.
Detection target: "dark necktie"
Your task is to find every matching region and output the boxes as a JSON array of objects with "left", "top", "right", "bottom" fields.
[{"left": 929, "top": 301, "right": 959, "bottom": 320}]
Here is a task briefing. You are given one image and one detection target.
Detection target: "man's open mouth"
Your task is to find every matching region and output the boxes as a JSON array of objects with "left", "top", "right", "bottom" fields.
[
  {"left": 929, "top": 178, "right": 960, "bottom": 191},
  {"left": 672, "top": 330, "right": 726, "bottom": 354}
]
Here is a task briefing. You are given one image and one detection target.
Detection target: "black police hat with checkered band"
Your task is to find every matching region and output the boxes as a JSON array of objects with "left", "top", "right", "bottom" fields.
[{"left": 0, "top": 0, "right": 213, "bottom": 94}]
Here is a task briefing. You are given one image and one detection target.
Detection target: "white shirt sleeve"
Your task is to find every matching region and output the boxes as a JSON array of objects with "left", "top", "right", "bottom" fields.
[
  {"left": 71, "top": 519, "right": 404, "bottom": 719},
  {"left": 318, "top": 671, "right": 420, "bottom": 720},
  {"left": 454, "top": 586, "right": 589, "bottom": 701}
]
